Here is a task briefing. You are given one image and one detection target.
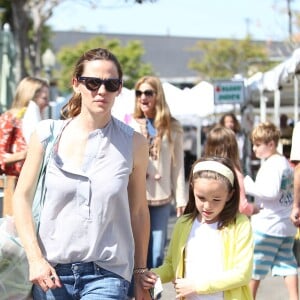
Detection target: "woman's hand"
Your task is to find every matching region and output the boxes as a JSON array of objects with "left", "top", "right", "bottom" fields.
[
  {"left": 140, "top": 270, "right": 158, "bottom": 289},
  {"left": 29, "top": 257, "right": 62, "bottom": 292},
  {"left": 134, "top": 271, "right": 157, "bottom": 300},
  {"left": 176, "top": 206, "right": 185, "bottom": 217},
  {"left": 291, "top": 206, "right": 300, "bottom": 227}
]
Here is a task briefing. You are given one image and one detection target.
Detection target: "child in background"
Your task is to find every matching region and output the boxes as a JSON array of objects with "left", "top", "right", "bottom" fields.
[
  {"left": 244, "top": 121, "right": 298, "bottom": 300},
  {"left": 204, "top": 125, "right": 259, "bottom": 216},
  {"left": 142, "top": 156, "right": 253, "bottom": 300}
]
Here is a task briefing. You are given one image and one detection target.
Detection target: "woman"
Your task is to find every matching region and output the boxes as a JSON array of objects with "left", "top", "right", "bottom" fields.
[
  {"left": 219, "top": 112, "right": 251, "bottom": 176},
  {"left": 129, "top": 76, "right": 186, "bottom": 270},
  {"left": 0, "top": 76, "right": 49, "bottom": 177},
  {"left": 13, "top": 48, "right": 151, "bottom": 299}
]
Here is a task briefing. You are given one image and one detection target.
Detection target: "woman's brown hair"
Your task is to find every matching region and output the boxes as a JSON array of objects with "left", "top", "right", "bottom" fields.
[
  {"left": 204, "top": 125, "right": 242, "bottom": 172},
  {"left": 61, "top": 48, "right": 123, "bottom": 119}
]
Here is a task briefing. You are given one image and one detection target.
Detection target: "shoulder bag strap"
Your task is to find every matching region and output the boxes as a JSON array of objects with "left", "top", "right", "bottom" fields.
[{"left": 32, "top": 120, "right": 65, "bottom": 226}]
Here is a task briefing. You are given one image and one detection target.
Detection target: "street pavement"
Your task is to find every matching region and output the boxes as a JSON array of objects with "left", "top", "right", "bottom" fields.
[
  {"left": 160, "top": 209, "right": 300, "bottom": 300},
  {"left": 161, "top": 274, "right": 300, "bottom": 299}
]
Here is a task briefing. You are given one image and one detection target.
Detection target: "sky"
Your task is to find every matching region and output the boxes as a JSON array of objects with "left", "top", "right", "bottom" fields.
[{"left": 47, "top": 0, "right": 300, "bottom": 41}]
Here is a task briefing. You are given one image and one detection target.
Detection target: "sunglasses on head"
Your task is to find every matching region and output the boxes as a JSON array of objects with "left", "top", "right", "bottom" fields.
[
  {"left": 135, "top": 89, "right": 155, "bottom": 97},
  {"left": 77, "top": 76, "right": 122, "bottom": 92}
]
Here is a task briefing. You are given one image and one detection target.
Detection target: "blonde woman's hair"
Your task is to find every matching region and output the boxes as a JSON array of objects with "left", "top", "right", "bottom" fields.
[
  {"left": 133, "top": 76, "right": 182, "bottom": 152},
  {"left": 11, "top": 76, "right": 48, "bottom": 109}
]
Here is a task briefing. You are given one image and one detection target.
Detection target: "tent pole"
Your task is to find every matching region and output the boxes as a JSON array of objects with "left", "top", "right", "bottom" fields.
[
  {"left": 274, "top": 89, "right": 281, "bottom": 127},
  {"left": 259, "top": 89, "right": 266, "bottom": 122},
  {"left": 294, "top": 75, "right": 299, "bottom": 123}
]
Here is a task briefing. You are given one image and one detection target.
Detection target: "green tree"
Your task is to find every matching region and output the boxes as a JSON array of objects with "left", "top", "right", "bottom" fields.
[
  {"left": 188, "top": 36, "right": 275, "bottom": 81},
  {"left": 57, "top": 36, "right": 153, "bottom": 93},
  {"left": 0, "top": 0, "right": 156, "bottom": 79}
]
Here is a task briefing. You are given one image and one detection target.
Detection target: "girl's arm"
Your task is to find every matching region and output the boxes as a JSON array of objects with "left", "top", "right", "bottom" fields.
[
  {"left": 128, "top": 132, "right": 151, "bottom": 300},
  {"left": 13, "top": 131, "right": 61, "bottom": 291}
]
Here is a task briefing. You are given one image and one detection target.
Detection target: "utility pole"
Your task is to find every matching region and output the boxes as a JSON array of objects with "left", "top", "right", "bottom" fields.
[
  {"left": 245, "top": 18, "right": 251, "bottom": 36},
  {"left": 287, "top": 0, "right": 293, "bottom": 43}
]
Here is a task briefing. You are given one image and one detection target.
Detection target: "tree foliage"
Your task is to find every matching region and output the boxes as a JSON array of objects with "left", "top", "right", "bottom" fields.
[
  {"left": 188, "top": 36, "right": 276, "bottom": 81},
  {"left": 57, "top": 36, "right": 153, "bottom": 93},
  {"left": 0, "top": 0, "right": 156, "bottom": 79},
  {"left": 1, "top": 0, "right": 57, "bottom": 78}
]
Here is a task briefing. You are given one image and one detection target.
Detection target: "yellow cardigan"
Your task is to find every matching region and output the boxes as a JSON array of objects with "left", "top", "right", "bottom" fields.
[{"left": 153, "top": 213, "right": 253, "bottom": 300}]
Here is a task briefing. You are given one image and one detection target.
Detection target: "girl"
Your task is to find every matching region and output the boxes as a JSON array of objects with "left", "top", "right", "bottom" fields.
[
  {"left": 204, "top": 125, "right": 259, "bottom": 216},
  {"left": 141, "top": 156, "right": 253, "bottom": 300}
]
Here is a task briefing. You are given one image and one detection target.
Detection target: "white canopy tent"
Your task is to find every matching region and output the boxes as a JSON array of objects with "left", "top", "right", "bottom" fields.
[
  {"left": 113, "top": 80, "right": 234, "bottom": 124},
  {"left": 245, "top": 48, "right": 300, "bottom": 124}
]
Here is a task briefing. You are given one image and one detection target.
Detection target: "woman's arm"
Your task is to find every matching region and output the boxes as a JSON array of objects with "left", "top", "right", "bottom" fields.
[
  {"left": 171, "top": 129, "right": 187, "bottom": 216},
  {"left": 13, "top": 131, "right": 61, "bottom": 291},
  {"left": 291, "top": 163, "right": 300, "bottom": 227},
  {"left": 3, "top": 150, "right": 27, "bottom": 163},
  {"left": 128, "top": 131, "right": 151, "bottom": 300}
]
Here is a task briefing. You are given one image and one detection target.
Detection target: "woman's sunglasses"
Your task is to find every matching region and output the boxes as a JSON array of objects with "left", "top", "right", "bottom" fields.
[
  {"left": 135, "top": 90, "right": 155, "bottom": 97},
  {"left": 77, "top": 76, "right": 122, "bottom": 92}
]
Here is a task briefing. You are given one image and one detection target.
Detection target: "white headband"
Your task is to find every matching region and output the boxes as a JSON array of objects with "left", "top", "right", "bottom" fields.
[{"left": 192, "top": 161, "right": 234, "bottom": 186}]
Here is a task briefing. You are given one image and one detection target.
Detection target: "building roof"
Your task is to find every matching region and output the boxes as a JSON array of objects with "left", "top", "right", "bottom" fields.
[{"left": 51, "top": 31, "right": 291, "bottom": 86}]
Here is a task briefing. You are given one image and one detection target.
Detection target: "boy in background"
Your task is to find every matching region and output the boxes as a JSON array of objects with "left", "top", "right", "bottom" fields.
[{"left": 244, "top": 121, "right": 298, "bottom": 300}]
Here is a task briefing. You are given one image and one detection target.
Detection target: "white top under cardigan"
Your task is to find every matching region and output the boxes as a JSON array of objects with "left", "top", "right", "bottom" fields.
[
  {"left": 185, "top": 219, "right": 223, "bottom": 300},
  {"left": 36, "top": 117, "right": 135, "bottom": 282}
]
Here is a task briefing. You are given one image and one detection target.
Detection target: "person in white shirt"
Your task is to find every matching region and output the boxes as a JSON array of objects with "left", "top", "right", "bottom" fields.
[{"left": 244, "top": 121, "right": 298, "bottom": 300}]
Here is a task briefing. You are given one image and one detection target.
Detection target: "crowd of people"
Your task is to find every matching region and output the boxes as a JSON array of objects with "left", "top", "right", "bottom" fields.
[{"left": 0, "top": 47, "right": 300, "bottom": 300}]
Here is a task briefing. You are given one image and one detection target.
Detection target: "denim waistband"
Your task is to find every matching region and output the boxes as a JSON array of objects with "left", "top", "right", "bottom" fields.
[{"left": 54, "top": 262, "right": 98, "bottom": 275}]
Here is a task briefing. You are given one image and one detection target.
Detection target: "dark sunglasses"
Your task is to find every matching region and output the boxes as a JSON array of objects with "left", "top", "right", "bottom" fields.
[
  {"left": 135, "top": 90, "right": 155, "bottom": 98},
  {"left": 77, "top": 76, "right": 122, "bottom": 92}
]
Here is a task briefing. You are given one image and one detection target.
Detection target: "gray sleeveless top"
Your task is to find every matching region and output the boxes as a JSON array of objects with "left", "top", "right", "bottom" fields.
[{"left": 36, "top": 117, "right": 134, "bottom": 281}]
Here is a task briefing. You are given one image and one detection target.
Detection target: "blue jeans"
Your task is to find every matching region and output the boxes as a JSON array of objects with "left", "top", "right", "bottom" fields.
[
  {"left": 147, "top": 203, "right": 171, "bottom": 268},
  {"left": 32, "top": 262, "right": 129, "bottom": 300},
  {"left": 128, "top": 203, "right": 171, "bottom": 298}
]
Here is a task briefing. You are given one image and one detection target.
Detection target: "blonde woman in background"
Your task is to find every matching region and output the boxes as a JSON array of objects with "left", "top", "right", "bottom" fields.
[
  {"left": 0, "top": 76, "right": 49, "bottom": 177},
  {"left": 129, "top": 76, "right": 186, "bottom": 271}
]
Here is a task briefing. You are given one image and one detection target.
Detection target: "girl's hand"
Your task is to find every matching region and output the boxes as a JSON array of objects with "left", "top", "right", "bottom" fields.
[
  {"left": 29, "top": 257, "right": 62, "bottom": 292},
  {"left": 140, "top": 270, "right": 158, "bottom": 289},
  {"left": 174, "top": 278, "right": 197, "bottom": 299}
]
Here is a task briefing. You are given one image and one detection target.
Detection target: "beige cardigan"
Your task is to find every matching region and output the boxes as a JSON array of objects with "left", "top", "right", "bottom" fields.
[{"left": 129, "top": 117, "right": 187, "bottom": 208}]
